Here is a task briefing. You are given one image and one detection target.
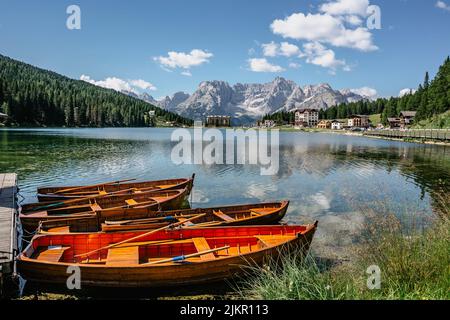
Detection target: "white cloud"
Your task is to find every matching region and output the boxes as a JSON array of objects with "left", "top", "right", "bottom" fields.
[
  {"left": 344, "top": 14, "right": 364, "bottom": 26},
  {"left": 262, "top": 41, "right": 301, "bottom": 57},
  {"left": 129, "top": 79, "right": 157, "bottom": 91},
  {"left": 262, "top": 42, "right": 279, "bottom": 57},
  {"left": 302, "top": 42, "right": 349, "bottom": 71},
  {"left": 280, "top": 42, "right": 302, "bottom": 56},
  {"left": 270, "top": 12, "right": 377, "bottom": 52},
  {"left": 350, "top": 86, "right": 378, "bottom": 99},
  {"left": 436, "top": 1, "right": 450, "bottom": 11},
  {"left": 319, "top": 0, "right": 370, "bottom": 16},
  {"left": 399, "top": 88, "right": 417, "bottom": 97},
  {"left": 248, "top": 58, "right": 285, "bottom": 72},
  {"left": 80, "top": 75, "right": 156, "bottom": 94},
  {"left": 181, "top": 70, "right": 192, "bottom": 77},
  {"left": 289, "top": 62, "right": 301, "bottom": 69},
  {"left": 153, "top": 49, "right": 213, "bottom": 71}
]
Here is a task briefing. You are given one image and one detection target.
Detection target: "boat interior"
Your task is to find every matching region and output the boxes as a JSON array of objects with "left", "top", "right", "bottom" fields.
[
  {"left": 38, "top": 178, "right": 192, "bottom": 196},
  {"left": 21, "top": 189, "right": 185, "bottom": 216},
  {"left": 24, "top": 226, "right": 310, "bottom": 266}
]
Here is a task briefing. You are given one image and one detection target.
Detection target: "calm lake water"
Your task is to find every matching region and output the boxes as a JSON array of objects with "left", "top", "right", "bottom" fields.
[{"left": 1, "top": 128, "right": 449, "bottom": 258}]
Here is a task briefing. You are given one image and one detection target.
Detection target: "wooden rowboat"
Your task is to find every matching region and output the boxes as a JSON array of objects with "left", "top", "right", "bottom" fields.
[
  {"left": 36, "top": 174, "right": 195, "bottom": 202},
  {"left": 17, "top": 223, "right": 318, "bottom": 288},
  {"left": 39, "top": 201, "right": 290, "bottom": 233},
  {"left": 20, "top": 188, "right": 188, "bottom": 233}
]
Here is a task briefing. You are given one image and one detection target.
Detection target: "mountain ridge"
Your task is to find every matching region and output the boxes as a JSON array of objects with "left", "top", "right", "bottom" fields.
[{"left": 127, "top": 77, "right": 370, "bottom": 125}]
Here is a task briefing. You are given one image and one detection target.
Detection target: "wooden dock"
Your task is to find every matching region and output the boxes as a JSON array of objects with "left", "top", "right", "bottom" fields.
[
  {"left": 0, "top": 173, "right": 18, "bottom": 296},
  {"left": 364, "top": 129, "right": 450, "bottom": 141}
]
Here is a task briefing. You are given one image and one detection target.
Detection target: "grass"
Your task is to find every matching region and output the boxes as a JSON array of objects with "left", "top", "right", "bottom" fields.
[
  {"left": 369, "top": 114, "right": 381, "bottom": 125},
  {"left": 237, "top": 215, "right": 450, "bottom": 300},
  {"left": 412, "top": 111, "right": 450, "bottom": 129}
]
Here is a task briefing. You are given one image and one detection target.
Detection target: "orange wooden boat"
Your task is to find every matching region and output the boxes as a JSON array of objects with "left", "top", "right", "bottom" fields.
[
  {"left": 20, "top": 188, "right": 188, "bottom": 233},
  {"left": 39, "top": 201, "right": 290, "bottom": 233},
  {"left": 37, "top": 175, "right": 195, "bottom": 202},
  {"left": 17, "top": 223, "right": 318, "bottom": 288}
]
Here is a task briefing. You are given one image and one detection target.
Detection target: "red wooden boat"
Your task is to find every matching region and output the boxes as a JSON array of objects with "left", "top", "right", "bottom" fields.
[
  {"left": 37, "top": 175, "right": 195, "bottom": 202},
  {"left": 20, "top": 188, "right": 188, "bottom": 233},
  {"left": 39, "top": 201, "right": 290, "bottom": 233},
  {"left": 18, "top": 223, "right": 318, "bottom": 288}
]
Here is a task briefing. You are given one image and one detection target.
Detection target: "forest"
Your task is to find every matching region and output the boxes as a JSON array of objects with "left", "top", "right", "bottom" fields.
[{"left": 0, "top": 54, "right": 193, "bottom": 127}]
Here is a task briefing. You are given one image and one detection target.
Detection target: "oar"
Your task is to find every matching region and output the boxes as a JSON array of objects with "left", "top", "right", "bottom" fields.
[
  {"left": 53, "top": 179, "right": 136, "bottom": 194},
  {"left": 143, "top": 246, "right": 230, "bottom": 265},
  {"left": 74, "top": 213, "right": 206, "bottom": 258}
]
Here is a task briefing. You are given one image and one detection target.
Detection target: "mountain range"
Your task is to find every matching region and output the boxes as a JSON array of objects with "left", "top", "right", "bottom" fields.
[{"left": 125, "top": 77, "right": 369, "bottom": 125}]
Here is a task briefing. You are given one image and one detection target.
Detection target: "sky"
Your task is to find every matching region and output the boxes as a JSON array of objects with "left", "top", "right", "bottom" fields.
[{"left": 0, "top": 0, "right": 449, "bottom": 99}]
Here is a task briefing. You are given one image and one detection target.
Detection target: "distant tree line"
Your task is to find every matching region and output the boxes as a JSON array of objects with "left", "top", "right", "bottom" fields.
[
  {"left": 0, "top": 54, "right": 193, "bottom": 127},
  {"left": 262, "top": 56, "right": 450, "bottom": 125}
]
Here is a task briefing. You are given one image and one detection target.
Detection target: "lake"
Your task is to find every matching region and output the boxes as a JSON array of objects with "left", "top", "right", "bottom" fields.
[{"left": 1, "top": 128, "right": 449, "bottom": 258}]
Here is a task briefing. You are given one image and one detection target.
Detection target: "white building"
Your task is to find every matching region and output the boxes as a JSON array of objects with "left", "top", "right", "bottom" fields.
[
  {"left": 331, "top": 120, "right": 343, "bottom": 130},
  {"left": 294, "top": 109, "right": 319, "bottom": 128}
]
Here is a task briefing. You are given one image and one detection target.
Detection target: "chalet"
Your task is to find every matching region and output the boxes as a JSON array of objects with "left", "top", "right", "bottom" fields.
[
  {"left": 387, "top": 111, "right": 417, "bottom": 129},
  {"left": 348, "top": 115, "right": 370, "bottom": 128},
  {"left": 388, "top": 117, "right": 401, "bottom": 129},
  {"left": 331, "top": 120, "right": 344, "bottom": 130},
  {"left": 294, "top": 109, "right": 319, "bottom": 128},
  {"left": 400, "top": 111, "right": 417, "bottom": 128},
  {"left": 317, "top": 120, "right": 332, "bottom": 129},
  {"left": 206, "top": 115, "right": 231, "bottom": 127},
  {"left": 264, "top": 120, "right": 278, "bottom": 128}
]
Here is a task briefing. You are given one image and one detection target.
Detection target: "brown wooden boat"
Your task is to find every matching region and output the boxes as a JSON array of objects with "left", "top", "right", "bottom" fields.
[
  {"left": 17, "top": 223, "right": 318, "bottom": 288},
  {"left": 37, "top": 175, "right": 195, "bottom": 202},
  {"left": 20, "top": 188, "right": 188, "bottom": 233},
  {"left": 39, "top": 201, "right": 290, "bottom": 233}
]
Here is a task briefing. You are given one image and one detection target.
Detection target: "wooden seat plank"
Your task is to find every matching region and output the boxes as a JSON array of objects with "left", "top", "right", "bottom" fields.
[
  {"left": 106, "top": 246, "right": 139, "bottom": 266},
  {"left": 125, "top": 199, "right": 138, "bottom": 206},
  {"left": 35, "top": 246, "right": 70, "bottom": 262},
  {"left": 212, "top": 210, "right": 235, "bottom": 222},
  {"left": 90, "top": 203, "right": 102, "bottom": 211},
  {"left": 47, "top": 226, "right": 70, "bottom": 233},
  {"left": 192, "top": 237, "right": 216, "bottom": 260},
  {"left": 255, "top": 235, "right": 296, "bottom": 248}
]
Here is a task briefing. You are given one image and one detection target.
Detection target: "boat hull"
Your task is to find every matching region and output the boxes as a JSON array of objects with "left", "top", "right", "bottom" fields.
[
  {"left": 18, "top": 224, "right": 317, "bottom": 288},
  {"left": 37, "top": 175, "right": 195, "bottom": 202}
]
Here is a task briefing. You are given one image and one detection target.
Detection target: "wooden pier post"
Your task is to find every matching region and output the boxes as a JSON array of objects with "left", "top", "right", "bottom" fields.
[{"left": 0, "top": 173, "right": 18, "bottom": 298}]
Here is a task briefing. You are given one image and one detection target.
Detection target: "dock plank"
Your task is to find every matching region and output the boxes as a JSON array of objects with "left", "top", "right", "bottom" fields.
[{"left": 0, "top": 173, "right": 18, "bottom": 271}]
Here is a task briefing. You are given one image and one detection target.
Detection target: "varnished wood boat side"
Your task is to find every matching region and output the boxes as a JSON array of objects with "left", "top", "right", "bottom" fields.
[{"left": 17, "top": 224, "right": 317, "bottom": 287}]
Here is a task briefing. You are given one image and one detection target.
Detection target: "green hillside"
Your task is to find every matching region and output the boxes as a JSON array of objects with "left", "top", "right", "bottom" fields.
[{"left": 0, "top": 54, "right": 193, "bottom": 127}]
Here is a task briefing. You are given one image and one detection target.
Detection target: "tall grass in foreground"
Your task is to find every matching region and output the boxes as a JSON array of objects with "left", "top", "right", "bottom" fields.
[{"left": 238, "top": 216, "right": 449, "bottom": 300}]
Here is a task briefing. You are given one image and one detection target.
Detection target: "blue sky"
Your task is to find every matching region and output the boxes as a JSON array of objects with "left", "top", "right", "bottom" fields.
[{"left": 0, "top": 0, "right": 449, "bottom": 99}]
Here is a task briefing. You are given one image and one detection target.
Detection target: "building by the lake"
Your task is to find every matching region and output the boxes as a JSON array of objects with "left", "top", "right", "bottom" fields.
[
  {"left": 388, "top": 111, "right": 417, "bottom": 129},
  {"left": 348, "top": 115, "right": 370, "bottom": 128},
  {"left": 317, "top": 120, "right": 332, "bottom": 129},
  {"left": 206, "top": 115, "right": 231, "bottom": 127},
  {"left": 294, "top": 109, "right": 319, "bottom": 128},
  {"left": 331, "top": 120, "right": 345, "bottom": 130}
]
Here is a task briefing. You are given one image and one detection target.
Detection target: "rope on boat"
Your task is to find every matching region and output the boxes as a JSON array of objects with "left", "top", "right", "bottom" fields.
[{"left": 18, "top": 192, "right": 25, "bottom": 205}]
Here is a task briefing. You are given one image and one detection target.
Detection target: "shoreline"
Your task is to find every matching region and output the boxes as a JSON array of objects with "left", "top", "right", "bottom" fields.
[
  {"left": 2, "top": 126, "right": 449, "bottom": 146},
  {"left": 261, "top": 127, "right": 450, "bottom": 146}
]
